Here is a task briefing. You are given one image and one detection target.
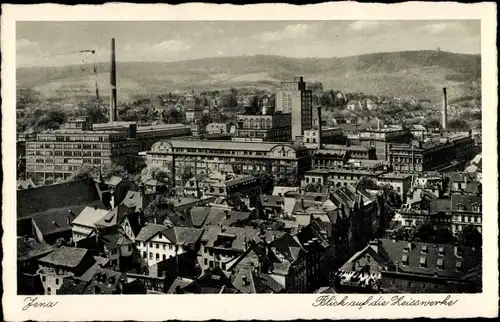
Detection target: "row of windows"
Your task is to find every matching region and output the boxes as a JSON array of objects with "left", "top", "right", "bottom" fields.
[
  {"left": 143, "top": 252, "right": 173, "bottom": 261},
  {"left": 452, "top": 215, "right": 482, "bottom": 223}
]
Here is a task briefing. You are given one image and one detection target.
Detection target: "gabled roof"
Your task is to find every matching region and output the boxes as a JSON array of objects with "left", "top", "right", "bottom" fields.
[
  {"left": 378, "top": 239, "right": 481, "bottom": 279},
  {"left": 162, "top": 227, "right": 204, "bottom": 246},
  {"left": 189, "top": 207, "right": 212, "bottom": 227},
  {"left": 105, "top": 175, "right": 123, "bottom": 187},
  {"left": 95, "top": 204, "right": 129, "bottom": 228},
  {"left": 38, "top": 246, "right": 90, "bottom": 268},
  {"left": 17, "top": 237, "right": 53, "bottom": 261},
  {"left": 204, "top": 208, "right": 252, "bottom": 227},
  {"left": 450, "top": 194, "right": 482, "bottom": 212},
  {"left": 72, "top": 206, "right": 110, "bottom": 228},
  {"left": 32, "top": 210, "right": 75, "bottom": 237},
  {"left": 18, "top": 178, "right": 102, "bottom": 219},
  {"left": 135, "top": 223, "right": 169, "bottom": 242}
]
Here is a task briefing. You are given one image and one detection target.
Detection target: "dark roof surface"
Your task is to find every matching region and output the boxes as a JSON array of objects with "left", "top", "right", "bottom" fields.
[
  {"left": 17, "top": 178, "right": 102, "bottom": 219},
  {"left": 38, "top": 246, "right": 90, "bottom": 268}
]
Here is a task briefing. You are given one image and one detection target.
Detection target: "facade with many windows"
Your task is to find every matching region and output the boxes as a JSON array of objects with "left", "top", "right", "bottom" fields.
[
  {"left": 389, "top": 134, "right": 476, "bottom": 173},
  {"left": 275, "top": 77, "right": 313, "bottom": 141},
  {"left": 236, "top": 113, "right": 291, "bottom": 142},
  {"left": 148, "top": 139, "right": 312, "bottom": 185},
  {"left": 25, "top": 130, "right": 138, "bottom": 185}
]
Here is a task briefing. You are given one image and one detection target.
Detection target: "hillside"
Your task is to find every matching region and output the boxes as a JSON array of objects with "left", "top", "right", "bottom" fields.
[{"left": 17, "top": 50, "right": 481, "bottom": 103}]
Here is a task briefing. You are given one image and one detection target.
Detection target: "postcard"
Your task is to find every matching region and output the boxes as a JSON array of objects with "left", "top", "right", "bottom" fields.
[{"left": 1, "top": 2, "right": 498, "bottom": 320}]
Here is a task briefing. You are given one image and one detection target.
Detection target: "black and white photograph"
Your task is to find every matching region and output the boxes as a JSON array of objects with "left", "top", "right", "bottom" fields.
[{"left": 2, "top": 2, "right": 498, "bottom": 321}]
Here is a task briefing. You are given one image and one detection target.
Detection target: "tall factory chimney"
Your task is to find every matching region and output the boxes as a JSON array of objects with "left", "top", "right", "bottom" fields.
[
  {"left": 109, "top": 38, "right": 117, "bottom": 122},
  {"left": 442, "top": 87, "right": 448, "bottom": 130},
  {"left": 316, "top": 105, "right": 322, "bottom": 148}
]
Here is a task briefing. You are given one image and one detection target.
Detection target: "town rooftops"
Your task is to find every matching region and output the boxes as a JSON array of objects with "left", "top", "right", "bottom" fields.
[
  {"left": 201, "top": 226, "right": 286, "bottom": 252},
  {"left": 135, "top": 223, "right": 204, "bottom": 246},
  {"left": 17, "top": 237, "right": 54, "bottom": 261},
  {"left": 378, "top": 239, "right": 481, "bottom": 279},
  {"left": 72, "top": 206, "right": 110, "bottom": 228},
  {"left": 450, "top": 194, "right": 482, "bottom": 212},
  {"left": 38, "top": 246, "right": 90, "bottom": 268},
  {"left": 17, "top": 178, "right": 37, "bottom": 190},
  {"left": 17, "top": 178, "right": 103, "bottom": 219}
]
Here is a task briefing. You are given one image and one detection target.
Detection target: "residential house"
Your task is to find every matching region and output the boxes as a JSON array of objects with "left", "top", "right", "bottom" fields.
[
  {"left": 37, "top": 246, "right": 96, "bottom": 295},
  {"left": 450, "top": 194, "right": 482, "bottom": 236},
  {"left": 72, "top": 206, "right": 110, "bottom": 243},
  {"left": 17, "top": 237, "right": 54, "bottom": 295},
  {"left": 198, "top": 225, "right": 286, "bottom": 274},
  {"left": 136, "top": 224, "right": 204, "bottom": 268}
]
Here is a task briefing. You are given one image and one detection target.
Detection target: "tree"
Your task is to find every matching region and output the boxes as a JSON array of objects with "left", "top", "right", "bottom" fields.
[
  {"left": 163, "top": 108, "right": 182, "bottom": 124},
  {"left": 68, "top": 165, "right": 100, "bottom": 182},
  {"left": 459, "top": 224, "right": 482, "bottom": 248},
  {"left": 219, "top": 89, "right": 238, "bottom": 109},
  {"left": 447, "top": 118, "right": 470, "bottom": 131},
  {"left": 140, "top": 164, "right": 171, "bottom": 185},
  {"left": 356, "top": 177, "right": 379, "bottom": 190},
  {"left": 143, "top": 194, "right": 175, "bottom": 224},
  {"left": 423, "top": 118, "right": 441, "bottom": 129},
  {"left": 104, "top": 164, "right": 128, "bottom": 179},
  {"left": 33, "top": 108, "right": 68, "bottom": 131}
]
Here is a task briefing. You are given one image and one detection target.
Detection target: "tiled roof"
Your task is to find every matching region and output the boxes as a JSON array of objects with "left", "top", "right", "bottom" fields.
[
  {"left": 204, "top": 208, "right": 252, "bottom": 227},
  {"left": 166, "top": 277, "right": 195, "bottom": 294},
  {"left": 135, "top": 223, "right": 169, "bottom": 242},
  {"left": 378, "top": 239, "right": 481, "bottom": 279},
  {"left": 82, "top": 268, "right": 123, "bottom": 294},
  {"left": 450, "top": 194, "right": 481, "bottom": 212},
  {"left": 202, "top": 226, "right": 286, "bottom": 252},
  {"left": 17, "top": 237, "right": 53, "bottom": 261},
  {"left": 72, "top": 206, "right": 110, "bottom": 228},
  {"left": 31, "top": 209, "right": 76, "bottom": 236},
  {"left": 189, "top": 207, "right": 212, "bottom": 227},
  {"left": 17, "top": 178, "right": 102, "bottom": 219},
  {"left": 95, "top": 204, "right": 129, "bottom": 228},
  {"left": 38, "top": 246, "right": 90, "bottom": 268},
  {"left": 163, "top": 227, "right": 204, "bottom": 246}
]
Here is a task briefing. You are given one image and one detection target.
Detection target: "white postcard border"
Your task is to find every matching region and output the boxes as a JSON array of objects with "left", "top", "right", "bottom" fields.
[{"left": 2, "top": 2, "right": 498, "bottom": 320}]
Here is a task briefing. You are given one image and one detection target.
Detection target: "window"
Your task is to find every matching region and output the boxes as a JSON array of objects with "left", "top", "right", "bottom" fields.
[
  {"left": 156, "top": 253, "right": 160, "bottom": 260},
  {"left": 47, "top": 287, "right": 51, "bottom": 294},
  {"left": 143, "top": 251, "right": 147, "bottom": 258},
  {"left": 42, "top": 276, "right": 46, "bottom": 282},
  {"left": 149, "top": 252, "right": 153, "bottom": 260},
  {"left": 421, "top": 245, "right": 428, "bottom": 254},
  {"left": 149, "top": 242, "right": 153, "bottom": 248},
  {"left": 401, "top": 255, "right": 409, "bottom": 266},
  {"left": 156, "top": 243, "right": 159, "bottom": 249},
  {"left": 204, "top": 258, "right": 208, "bottom": 265},
  {"left": 128, "top": 245, "right": 132, "bottom": 251},
  {"left": 438, "top": 247, "right": 445, "bottom": 256},
  {"left": 437, "top": 258, "right": 444, "bottom": 270},
  {"left": 163, "top": 254, "right": 166, "bottom": 260},
  {"left": 419, "top": 256, "right": 427, "bottom": 268}
]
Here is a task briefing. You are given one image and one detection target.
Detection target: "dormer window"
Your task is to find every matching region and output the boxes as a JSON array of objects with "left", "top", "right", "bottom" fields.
[
  {"left": 421, "top": 245, "right": 428, "bottom": 254},
  {"left": 438, "top": 247, "right": 445, "bottom": 256},
  {"left": 455, "top": 261, "right": 463, "bottom": 272},
  {"left": 419, "top": 256, "right": 427, "bottom": 268},
  {"left": 456, "top": 203, "right": 465, "bottom": 211},
  {"left": 401, "top": 255, "right": 409, "bottom": 266},
  {"left": 437, "top": 258, "right": 444, "bottom": 270},
  {"left": 403, "top": 243, "right": 412, "bottom": 252}
]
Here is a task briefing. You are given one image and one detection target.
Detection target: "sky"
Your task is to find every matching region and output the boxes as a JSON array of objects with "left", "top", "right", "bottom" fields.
[{"left": 16, "top": 20, "right": 481, "bottom": 68}]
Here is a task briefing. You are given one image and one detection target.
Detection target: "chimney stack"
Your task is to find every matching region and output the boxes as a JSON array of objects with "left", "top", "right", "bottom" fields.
[
  {"left": 442, "top": 87, "right": 448, "bottom": 130},
  {"left": 316, "top": 105, "right": 322, "bottom": 148},
  {"left": 110, "top": 38, "right": 117, "bottom": 122}
]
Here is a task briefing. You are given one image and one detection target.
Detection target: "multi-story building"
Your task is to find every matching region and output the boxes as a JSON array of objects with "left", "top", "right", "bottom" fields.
[
  {"left": 93, "top": 122, "right": 192, "bottom": 151},
  {"left": 450, "top": 194, "right": 482, "bottom": 236},
  {"left": 275, "top": 76, "right": 313, "bottom": 141},
  {"left": 389, "top": 134, "right": 476, "bottom": 173},
  {"left": 135, "top": 223, "right": 204, "bottom": 267},
  {"left": 303, "top": 127, "right": 345, "bottom": 146},
  {"left": 148, "top": 139, "right": 312, "bottom": 185},
  {"left": 37, "top": 246, "right": 96, "bottom": 295},
  {"left": 235, "top": 112, "right": 292, "bottom": 142},
  {"left": 348, "top": 127, "right": 412, "bottom": 161},
  {"left": 337, "top": 239, "right": 482, "bottom": 293},
  {"left": 304, "top": 168, "right": 386, "bottom": 189},
  {"left": 25, "top": 128, "right": 137, "bottom": 185}
]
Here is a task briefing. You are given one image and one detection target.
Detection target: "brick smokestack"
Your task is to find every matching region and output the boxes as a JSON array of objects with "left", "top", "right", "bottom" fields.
[
  {"left": 110, "top": 38, "right": 117, "bottom": 122},
  {"left": 442, "top": 87, "right": 447, "bottom": 129},
  {"left": 316, "top": 105, "right": 322, "bottom": 148}
]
